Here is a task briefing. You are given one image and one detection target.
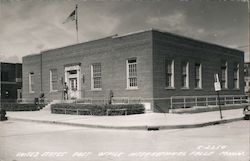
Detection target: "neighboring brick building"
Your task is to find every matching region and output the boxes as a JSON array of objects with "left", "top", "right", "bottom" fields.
[
  {"left": 0, "top": 62, "right": 22, "bottom": 102},
  {"left": 244, "top": 62, "right": 250, "bottom": 93},
  {"left": 22, "top": 29, "right": 245, "bottom": 112}
]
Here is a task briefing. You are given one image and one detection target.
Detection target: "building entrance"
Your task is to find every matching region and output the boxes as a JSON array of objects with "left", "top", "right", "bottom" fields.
[{"left": 64, "top": 65, "right": 81, "bottom": 99}]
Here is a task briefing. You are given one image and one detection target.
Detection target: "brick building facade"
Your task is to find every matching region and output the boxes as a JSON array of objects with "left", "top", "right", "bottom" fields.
[
  {"left": 0, "top": 62, "right": 22, "bottom": 102},
  {"left": 22, "top": 29, "right": 245, "bottom": 112}
]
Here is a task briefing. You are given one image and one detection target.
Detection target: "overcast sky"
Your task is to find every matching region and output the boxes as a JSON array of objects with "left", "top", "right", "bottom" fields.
[{"left": 0, "top": 0, "right": 249, "bottom": 63}]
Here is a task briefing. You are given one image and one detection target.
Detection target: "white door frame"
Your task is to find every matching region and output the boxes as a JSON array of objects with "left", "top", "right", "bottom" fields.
[{"left": 64, "top": 65, "right": 81, "bottom": 99}]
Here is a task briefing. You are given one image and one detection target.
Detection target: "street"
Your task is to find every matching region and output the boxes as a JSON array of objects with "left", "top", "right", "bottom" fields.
[{"left": 0, "top": 120, "right": 249, "bottom": 161}]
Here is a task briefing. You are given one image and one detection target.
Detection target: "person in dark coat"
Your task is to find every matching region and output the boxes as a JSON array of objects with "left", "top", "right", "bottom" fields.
[{"left": 63, "top": 82, "right": 69, "bottom": 100}]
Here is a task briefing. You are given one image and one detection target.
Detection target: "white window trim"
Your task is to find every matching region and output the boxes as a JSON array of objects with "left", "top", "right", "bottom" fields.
[
  {"left": 165, "top": 60, "right": 175, "bottom": 89},
  {"left": 199, "top": 64, "right": 202, "bottom": 88},
  {"left": 181, "top": 62, "right": 189, "bottom": 89},
  {"left": 126, "top": 58, "right": 138, "bottom": 90},
  {"left": 50, "top": 69, "right": 58, "bottom": 92},
  {"left": 221, "top": 62, "right": 228, "bottom": 89},
  {"left": 225, "top": 62, "right": 228, "bottom": 89},
  {"left": 234, "top": 64, "right": 240, "bottom": 89},
  {"left": 29, "top": 73, "right": 34, "bottom": 93},
  {"left": 195, "top": 63, "right": 202, "bottom": 89},
  {"left": 91, "top": 64, "right": 102, "bottom": 91}
]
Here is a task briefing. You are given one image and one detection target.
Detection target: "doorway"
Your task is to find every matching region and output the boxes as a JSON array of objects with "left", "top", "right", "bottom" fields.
[{"left": 64, "top": 65, "right": 81, "bottom": 99}]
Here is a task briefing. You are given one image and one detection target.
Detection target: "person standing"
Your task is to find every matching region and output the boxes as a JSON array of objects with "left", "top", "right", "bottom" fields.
[{"left": 63, "top": 82, "right": 69, "bottom": 100}]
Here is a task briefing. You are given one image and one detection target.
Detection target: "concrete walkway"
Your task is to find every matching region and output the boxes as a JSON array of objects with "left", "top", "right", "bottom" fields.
[{"left": 6, "top": 108, "right": 244, "bottom": 130}]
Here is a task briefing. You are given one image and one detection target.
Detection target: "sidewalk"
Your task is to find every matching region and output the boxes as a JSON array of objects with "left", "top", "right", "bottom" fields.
[{"left": 6, "top": 108, "right": 244, "bottom": 130}]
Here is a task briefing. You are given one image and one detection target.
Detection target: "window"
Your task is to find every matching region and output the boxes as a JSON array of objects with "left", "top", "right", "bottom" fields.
[
  {"left": 91, "top": 63, "right": 102, "bottom": 90},
  {"left": 50, "top": 69, "right": 58, "bottom": 91},
  {"left": 165, "top": 60, "right": 174, "bottom": 88},
  {"left": 195, "top": 63, "right": 202, "bottom": 88},
  {"left": 1, "top": 71, "right": 9, "bottom": 81},
  {"left": 70, "top": 78, "right": 78, "bottom": 91},
  {"left": 233, "top": 64, "right": 239, "bottom": 89},
  {"left": 127, "top": 58, "right": 137, "bottom": 89},
  {"left": 181, "top": 62, "right": 189, "bottom": 88},
  {"left": 220, "top": 62, "right": 228, "bottom": 89},
  {"left": 29, "top": 72, "right": 34, "bottom": 93}
]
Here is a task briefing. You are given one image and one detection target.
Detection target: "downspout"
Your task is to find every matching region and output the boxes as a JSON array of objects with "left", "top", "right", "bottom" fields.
[
  {"left": 151, "top": 30, "right": 155, "bottom": 112},
  {"left": 40, "top": 53, "right": 43, "bottom": 93}
]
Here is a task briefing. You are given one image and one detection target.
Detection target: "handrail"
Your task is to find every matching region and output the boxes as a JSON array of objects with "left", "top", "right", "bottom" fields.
[{"left": 170, "top": 95, "right": 248, "bottom": 109}]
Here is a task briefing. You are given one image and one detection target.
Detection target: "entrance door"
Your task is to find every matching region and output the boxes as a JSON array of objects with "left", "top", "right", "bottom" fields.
[
  {"left": 65, "top": 65, "right": 81, "bottom": 99},
  {"left": 69, "top": 78, "right": 78, "bottom": 99}
]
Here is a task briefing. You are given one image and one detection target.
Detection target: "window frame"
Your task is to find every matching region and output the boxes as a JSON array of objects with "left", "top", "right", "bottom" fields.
[
  {"left": 233, "top": 64, "right": 240, "bottom": 89},
  {"left": 29, "top": 72, "right": 34, "bottom": 93},
  {"left": 165, "top": 59, "right": 175, "bottom": 89},
  {"left": 220, "top": 62, "right": 228, "bottom": 89},
  {"left": 50, "top": 69, "right": 58, "bottom": 92},
  {"left": 91, "top": 63, "right": 102, "bottom": 91},
  {"left": 126, "top": 58, "right": 138, "bottom": 89},
  {"left": 181, "top": 62, "right": 189, "bottom": 89},
  {"left": 194, "top": 63, "right": 202, "bottom": 89}
]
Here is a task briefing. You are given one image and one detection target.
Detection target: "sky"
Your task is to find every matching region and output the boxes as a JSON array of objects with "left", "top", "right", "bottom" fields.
[{"left": 0, "top": 0, "right": 249, "bottom": 63}]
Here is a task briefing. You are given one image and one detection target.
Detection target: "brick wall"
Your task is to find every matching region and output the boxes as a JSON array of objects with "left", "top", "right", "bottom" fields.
[
  {"left": 22, "top": 54, "right": 42, "bottom": 100},
  {"left": 22, "top": 31, "right": 154, "bottom": 102},
  {"left": 152, "top": 30, "right": 245, "bottom": 112},
  {"left": 22, "top": 29, "right": 245, "bottom": 112}
]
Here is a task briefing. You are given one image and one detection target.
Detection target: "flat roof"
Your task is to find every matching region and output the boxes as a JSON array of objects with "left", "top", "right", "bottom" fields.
[
  {"left": 0, "top": 62, "right": 22, "bottom": 65},
  {"left": 24, "top": 28, "right": 243, "bottom": 58}
]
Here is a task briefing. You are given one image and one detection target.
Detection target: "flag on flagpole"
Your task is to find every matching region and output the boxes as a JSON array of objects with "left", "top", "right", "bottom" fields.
[
  {"left": 63, "top": 5, "right": 79, "bottom": 43},
  {"left": 63, "top": 9, "right": 76, "bottom": 24}
]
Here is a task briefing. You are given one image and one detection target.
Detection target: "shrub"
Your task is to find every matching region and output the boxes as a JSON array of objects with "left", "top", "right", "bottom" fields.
[
  {"left": 51, "top": 103, "right": 145, "bottom": 116},
  {"left": 1, "top": 103, "right": 40, "bottom": 111}
]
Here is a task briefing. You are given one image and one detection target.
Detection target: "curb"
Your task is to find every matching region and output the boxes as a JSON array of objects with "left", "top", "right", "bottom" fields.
[{"left": 7, "top": 116, "right": 244, "bottom": 131}]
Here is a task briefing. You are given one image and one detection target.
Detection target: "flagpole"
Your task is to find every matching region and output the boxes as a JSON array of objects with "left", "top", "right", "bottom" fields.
[{"left": 76, "top": 4, "right": 79, "bottom": 43}]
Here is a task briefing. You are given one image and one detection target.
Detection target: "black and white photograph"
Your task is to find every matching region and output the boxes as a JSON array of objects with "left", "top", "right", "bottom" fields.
[{"left": 0, "top": 0, "right": 249, "bottom": 161}]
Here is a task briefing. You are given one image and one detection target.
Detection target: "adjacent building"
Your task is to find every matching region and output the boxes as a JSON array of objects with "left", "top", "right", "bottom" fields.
[
  {"left": 22, "top": 29, "right": 245, "bottom": 112},
  {"left": 0, "top": 62, "right": 22, "bottom": 102}
]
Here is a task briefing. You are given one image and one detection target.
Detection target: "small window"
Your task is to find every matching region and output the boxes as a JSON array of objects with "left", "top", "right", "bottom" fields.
[
  {"left": 181, "top": 62, "right": 189, "bottom": 88},
  {"left": 220, "top": 62, "right": 228, "bottom": 89},
  {"left": 91, "top": 63, "right": 102, "bottom": 90},
  {"left": 127, "top": 58, "right": 137, "bottom": 89},
  {"left": 29, "top": 72, "right": 34, "bottom": 93},
  {"left": 165, "top": 60, "right": 174, "bottom": 88},
  {"left": 233, "top": 64, "right": 239, "bottom": 89},
  {"left": 50, "top": 69, "right": 58, "bottom": 91},
  {"left": 195, "top": 63, "right": 202, "bottom": 88},
  {"left": 69, "top": 70, "right": 77, "bottom": 75}
]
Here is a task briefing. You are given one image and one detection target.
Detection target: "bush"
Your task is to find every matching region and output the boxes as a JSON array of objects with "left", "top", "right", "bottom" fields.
[
  {"left": 51, "top": 103, "right": 145, "bottom": 116},
  {"left": 1, "top": 103, "right": 40, "bottom": 111}
]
